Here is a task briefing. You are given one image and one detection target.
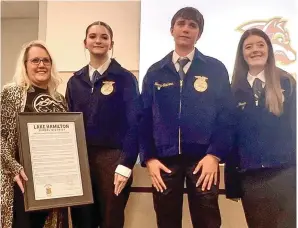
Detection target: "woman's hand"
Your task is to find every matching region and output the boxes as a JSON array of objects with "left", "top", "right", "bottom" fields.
[{"left": 14, "top": 169, "right": 28, "bottom": 193}]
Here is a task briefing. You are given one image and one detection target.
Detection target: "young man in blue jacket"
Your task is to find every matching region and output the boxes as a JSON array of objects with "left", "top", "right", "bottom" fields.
[{"left": 139, "top": 7, "right": 235, "bottom": 228}]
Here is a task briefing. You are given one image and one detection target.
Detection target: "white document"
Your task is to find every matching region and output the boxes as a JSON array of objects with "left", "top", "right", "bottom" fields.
[{"left": 27, "top": 122, "right": 83, "bottom": 200}]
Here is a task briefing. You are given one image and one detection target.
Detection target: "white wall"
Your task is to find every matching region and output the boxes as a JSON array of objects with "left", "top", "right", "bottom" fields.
[
  {"left": 1, "top": 18, "right": 38, "bottom": 88},
  {"left": 139, "top": 0, "right": 298, "bottom": 84},
  {"left": 45, "top": 1, "right": 140, "bottom": 72}
]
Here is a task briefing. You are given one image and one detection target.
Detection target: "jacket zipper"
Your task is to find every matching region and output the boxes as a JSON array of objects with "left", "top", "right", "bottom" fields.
[
  {"left": 88, "top": 84, "right": 96, "bottom": 125},
  {"left": 179, "top": 79, "right": 183, "bottom": 154}
]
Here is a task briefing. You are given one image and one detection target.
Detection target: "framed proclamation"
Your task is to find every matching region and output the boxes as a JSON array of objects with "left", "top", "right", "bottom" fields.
[{"left": 17, "top": 112, "right": 93, "bottom": 211}]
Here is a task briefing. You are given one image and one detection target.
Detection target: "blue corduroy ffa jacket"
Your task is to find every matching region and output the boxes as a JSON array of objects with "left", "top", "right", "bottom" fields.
[
  {"left": 225, "top": 69, "right": 296, "bottom": 199},
  {"left": 139, "top": 48, "right": 236, "bottom": 165},
  {"left": 65, "top": 59, "right": 141, "bottom": 169}
]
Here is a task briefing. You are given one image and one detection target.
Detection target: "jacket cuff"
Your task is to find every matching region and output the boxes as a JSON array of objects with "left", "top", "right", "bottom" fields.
[
  {"left": 139, "top": 151, "right": 157, "bottom": 167},
  {"left": 115, "top": 165, "right": 132, "bottom": 178},
  {"left": 206, "top": 145, "right": 223, "bottom": 161}
]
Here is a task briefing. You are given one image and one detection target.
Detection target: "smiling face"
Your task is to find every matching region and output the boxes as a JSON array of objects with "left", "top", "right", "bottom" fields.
[
  {"left": 84, "top": 24, "right": 113, "bottom": 57},
  {"left": 25, "top": 46, "right": 52, "bottom": 89},
  {"left": 243, "top": 35, "right": 269, "bottom": 70}
]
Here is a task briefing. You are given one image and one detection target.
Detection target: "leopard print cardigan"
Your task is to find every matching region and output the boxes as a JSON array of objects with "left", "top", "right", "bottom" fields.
[{"left": 1, "top": 84, "right": 68, "bottom": 228}]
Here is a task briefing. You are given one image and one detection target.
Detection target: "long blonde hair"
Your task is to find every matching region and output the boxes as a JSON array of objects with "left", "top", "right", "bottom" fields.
[
  {"left": 231, "top": 28, "right": 290, "bottom": 116},
  {"left": 12, "top": 40, "right": 62, "bottom": 100}
]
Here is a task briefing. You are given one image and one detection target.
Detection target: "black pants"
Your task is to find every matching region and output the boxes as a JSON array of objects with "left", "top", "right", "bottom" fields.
[
  {"left": 71, "top": 147, "right": 132, "bottom": 228},
  {"left": 12, "top": 185, "right": 48, "bottom": 228},
  {"left": 241, "top": 166, "right": 296, "bottom": 228},
  {"left": 153, "top": 155, "right": 221, "bottom": 228}
]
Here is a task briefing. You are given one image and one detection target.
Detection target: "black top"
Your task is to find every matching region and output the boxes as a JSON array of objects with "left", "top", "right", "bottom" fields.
[{"left": 24, "top": 85, "right": 66, "bottom": 112}]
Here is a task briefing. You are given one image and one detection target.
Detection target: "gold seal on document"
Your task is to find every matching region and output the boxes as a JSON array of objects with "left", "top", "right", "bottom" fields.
[
  {"left": 45, "top": 184, "right": 52, "bottom": 197},
  {"left": 194, "top": 76, "right": 208, "bottom": 92},
  {"left": 101, "top": 81, "right": 115, "bottom": 95}
]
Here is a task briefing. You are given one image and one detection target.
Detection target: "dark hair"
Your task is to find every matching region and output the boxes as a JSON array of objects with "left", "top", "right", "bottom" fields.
[
  {"left": 171, "top": 7, "right": 204, "bottom": 36},
  {"left": 84, "top": 21, "right": 114, "bottom": 43},
  {"left": 231, "top": 28, "right": 292, "bottom": 116}
]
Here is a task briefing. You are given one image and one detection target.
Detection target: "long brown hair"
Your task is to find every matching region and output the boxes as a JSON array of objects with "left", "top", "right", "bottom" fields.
[{"left": 231, "top": 28, "right": 288, "bottom": 116}]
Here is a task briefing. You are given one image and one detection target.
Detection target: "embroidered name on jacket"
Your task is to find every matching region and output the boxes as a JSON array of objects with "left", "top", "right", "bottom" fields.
[
  {"left": 237, "top": 102, "right": 247, "bottom": 110},
  {"left": 154, "top": 82, "right": 174, "bottom": 90}
]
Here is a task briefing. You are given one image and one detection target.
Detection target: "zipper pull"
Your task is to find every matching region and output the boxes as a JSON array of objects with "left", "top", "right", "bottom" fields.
[
  {"left": 180, "top": 80, "right": 183, "bottom": 92},
  {"left": 91, "top": 87, "right": 94, "bottom": 93}
]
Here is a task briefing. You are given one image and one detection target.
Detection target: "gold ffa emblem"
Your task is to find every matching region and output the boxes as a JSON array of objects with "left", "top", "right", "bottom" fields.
[
  {"left": 194, "top": 76, "right": 208, "bottom": 92},
  {"left": 45, "top": 184, "right": 52, "bottom": 197},
  {"left": 101, "top": 81, "right": 115, "bottom": 95}
]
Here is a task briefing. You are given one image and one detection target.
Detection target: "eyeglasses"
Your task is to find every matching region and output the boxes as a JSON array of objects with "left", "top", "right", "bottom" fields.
[{"left": 27, "top": 57, "right": 52, "bottom": 66}]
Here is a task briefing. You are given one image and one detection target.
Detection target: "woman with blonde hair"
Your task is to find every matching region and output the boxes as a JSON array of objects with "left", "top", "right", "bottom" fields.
[
  {"left": 225, "top": 28, "right": 296, "bottom": 228},
  {"left": 1, "top": 40, "right": 68, "bottom": 228}
]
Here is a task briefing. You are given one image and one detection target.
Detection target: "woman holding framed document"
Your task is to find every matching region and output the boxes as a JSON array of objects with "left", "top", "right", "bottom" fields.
[{"left": 1, "top": 40, "right": 68, "bottom": 228}]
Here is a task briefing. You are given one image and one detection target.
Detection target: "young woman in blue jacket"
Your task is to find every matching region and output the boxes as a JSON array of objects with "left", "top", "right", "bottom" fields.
[
  {"left": 225, "top": 28, "right": 296, "bottom": 228},
  {"left": 65, "top": 21, "right": 141, "bottom": 228}
]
